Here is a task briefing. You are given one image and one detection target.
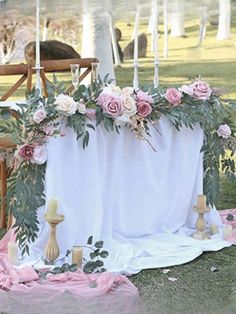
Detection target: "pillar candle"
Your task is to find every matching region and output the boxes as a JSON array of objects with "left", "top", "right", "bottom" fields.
[
  {"left": 8, "top": 242, "right": 18, "bottom": 264},
  {"left": 72, "top": 246, "right": 83, "bottom": 268},
  {"left": 209, "top": 223, "right": 219, "bottom": 235},
  {"left": 197, "top": 195, "right": 206, "bottom": 210},
  {"left": 47, "top": 198, "right": 58, "bottom": 219},
  {"left": 223, "top": 225, "right": 233, "bottom": 239}
]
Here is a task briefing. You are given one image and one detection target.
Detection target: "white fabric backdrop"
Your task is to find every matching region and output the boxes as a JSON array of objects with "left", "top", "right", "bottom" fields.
[{"left": 24, "top": 116, "right": 231, "bottom": 274}]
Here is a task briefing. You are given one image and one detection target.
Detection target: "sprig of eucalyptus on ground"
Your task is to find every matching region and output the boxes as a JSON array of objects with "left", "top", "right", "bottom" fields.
[{"left": 36, "top": 236, "right": 109, "bottom": 279}]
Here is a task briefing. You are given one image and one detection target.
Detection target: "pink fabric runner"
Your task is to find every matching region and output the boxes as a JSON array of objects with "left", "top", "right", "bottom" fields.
[
  {"left": 0, "top": 230, "right": 138, "bottom": 302},
  {"left": 0, "top": 209, "right": 235, "bottom": 300},
  {"left": 219, "top": 208, "right": 236, "bottom": 245}
]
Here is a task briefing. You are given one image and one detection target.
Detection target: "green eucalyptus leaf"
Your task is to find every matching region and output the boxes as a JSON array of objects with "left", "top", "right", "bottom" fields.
[
  {"left": 83, "top": 261, "right": 97, "bottom": 274},
  {"left": 226, "top": 214, "right": 234, "bottom": 221},
  {"left": 87, "top": 235, "right": 93, "bottom": 245},
  {"left": 94, "top": 241, "right": 104, "bottom": 249},
  {"left": 0, "top": 109, "right": 11, "bottom": 120},
  {"left": 99, "top": 250, "right": 109, "bottom": 258},
  {"left": 90, "top": 252, "right": 97, "bottom": 260},
  {"left": 95, "top": 260, "right": 104, "bottom": 267}
]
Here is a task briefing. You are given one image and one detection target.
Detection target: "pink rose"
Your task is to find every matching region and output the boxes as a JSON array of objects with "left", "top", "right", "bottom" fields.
[
  {"left": 18, "top": 145, "right": 34, "bottom": 161},
  {"left": 179, "top": 85, "right": 194, "bottom": 96},
  {"left": 43, "top": 125, "right": 55, "bottom": 136},
  {"left": 33, "top": 108, "right": 47, "bottom": 124},
  {"left": 217, "top": 124, "right": 231, "bottom": 139},
  {"left": 191, "top": 80, "right": 212, "bottom": 100},
  {"left": 97, "top": 93, "right": 112, "bottom": 106},
  {"left": 86, "top": 108, "right": 96, "bottom": 120},
  {"left": 97, "top": 93, "right": 124, "bottom": 117},
  {"left": 31, "top": 145, "right": 47, "bottom": 165},
  {"left": 137, "top": 101, "right": 152, "bottom": 118},
  {"left": 136, "top": 90, "right": 154, "bottom": 104},
  {"left": 165, "top": 88, "right": 182, "bottom": 106}
]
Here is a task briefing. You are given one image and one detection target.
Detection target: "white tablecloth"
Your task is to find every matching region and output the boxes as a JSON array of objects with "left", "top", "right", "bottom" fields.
[{"left": 24, "top": 117, "right": 230, "bottom": 274}]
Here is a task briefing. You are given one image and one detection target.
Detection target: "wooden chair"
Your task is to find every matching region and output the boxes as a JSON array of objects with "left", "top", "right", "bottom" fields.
[
  {"left": 0, "top": 57, "right": 99, "bottom": 100},
  {"left": 0, "top": 57, "right": 99, "bottom": 229},
  {"left": 0, "top": 135, "right": 16, "bottom": 229}
]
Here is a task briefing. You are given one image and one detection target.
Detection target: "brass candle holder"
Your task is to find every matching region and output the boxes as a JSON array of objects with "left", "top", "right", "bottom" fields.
[
  {"left": 192, "top": 205, "right": 211, "bottom": 240},
  {"left": 44, "top": 214, "right": 64, "bottom": 263}
]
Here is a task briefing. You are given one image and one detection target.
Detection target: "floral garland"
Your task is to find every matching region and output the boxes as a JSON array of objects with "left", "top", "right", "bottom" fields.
[{"left": 1, "top": 75, "right": 235, "bottom": 254}]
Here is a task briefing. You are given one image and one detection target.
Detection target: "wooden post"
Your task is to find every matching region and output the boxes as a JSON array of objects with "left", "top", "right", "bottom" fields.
[{"left": 27, "top": 67, "right": 33, "bottom": 92}]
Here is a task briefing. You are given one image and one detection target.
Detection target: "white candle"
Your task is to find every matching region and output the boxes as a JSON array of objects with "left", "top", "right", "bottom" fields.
[
  {"left": 197, "top": 195, "right": 206, "bottom": 210},
  {"left": 133, "top": 8, "right": 140, "bottom": 89},
  {"left": 209, "top": 223, "right": 219, "bottom": 235},
  {"left": 8, "top": 242, "right": 18, "bottom": 264},
  {"left": 163, "top": 0, "right": 169, "bottom": 58},
  {"left": 47, "top": 198, "right": 58, "bottom": 219},
  {"left": 223, "top": 225, "right": 233, "bottom": 239},
  {"left": 35, "top": 0, "right": 42, "bottom": 92},
  {"left": 72, "top": 246, "right": 83, "bottom": 268},
  {"left": 153, "top": 0, "right": 159, "bottom": 88}
]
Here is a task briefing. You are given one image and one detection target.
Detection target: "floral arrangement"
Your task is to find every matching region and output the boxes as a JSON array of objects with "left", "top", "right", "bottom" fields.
[{"left": 1, "top": 75, "right": 235, "bottom": 254}]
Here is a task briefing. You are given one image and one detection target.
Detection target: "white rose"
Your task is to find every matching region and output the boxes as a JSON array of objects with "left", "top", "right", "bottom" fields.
[
  {"left": 122, "top": 95, "right": 137, "bottom": 117},
  {"left": 78, "top": 102, "right": 86, "bottom": 114},
  {"left": 179, "top": 85, "right": 194, "bottom": 96},
  {"left": 31, "top": 145, "right": 47, "bottom": 165},
  {"left": 122, "top": 87, "right": 134, "bottom": 96},
  {"left": 115, "top": 114, "right": 131, "bottom": 127},
  {"left": 33, "top": 108, "right": 47, "bottom": 124},
  {"left": 103, "top": 85, "right": 121, "bottom": 96},
  {"left": 55, "top": 94, "right": 77, "bottom": 116}
]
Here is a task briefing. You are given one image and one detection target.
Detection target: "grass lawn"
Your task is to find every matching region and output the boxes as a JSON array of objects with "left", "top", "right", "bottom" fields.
[{"left": 0, "top": 17, "right": 236, "bottom": 314}]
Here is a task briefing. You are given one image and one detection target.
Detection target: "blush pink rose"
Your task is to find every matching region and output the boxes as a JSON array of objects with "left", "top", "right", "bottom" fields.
[
  {"left": 217, "top": 124, "right": 231, "bottom": 139},
  {"left": 18, "top": 145, "right": 34, "bottom": 161},
  {"left": 43, "top": 125, "right": 55, "bottom": 136},
  {"left": 137, "top": 101, "right": 152, "bottom": 118},
  {"left": 31, "top": 145, "right": 47, "bottom": 165},
  {"left": 136, "top": 90, "right": 154, "bottom": 104},
  {"left": 97, "top": 93, "right": 124, "bottom": 117},
  {"left": 191, "top": 80, "right": 212, "bottom": 100},
  {"left": 86, "top": 108, "right": 96, "bottom": 120},
  {"left": 33, "top": 108, "right": 47, "bottom": 124},
  {"left": 165, "top": 88, "right": 182, "bottom": 106},
  {"left": 97, "top": 93, "right": 112, "bottom": 106}
]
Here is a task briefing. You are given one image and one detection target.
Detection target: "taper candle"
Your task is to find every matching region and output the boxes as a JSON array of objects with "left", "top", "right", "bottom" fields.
[
  {"left": 197, "top": 195, "right": 206, "bottom": 210},
  {"left": 47, "top": 198, "right": 58, "bottom": 219},
  {"left": 8, "top": 241, "right": 18, "bottom": 264},
  {"left": 72, "top": 246, "right": 83, "bottom": 268}
]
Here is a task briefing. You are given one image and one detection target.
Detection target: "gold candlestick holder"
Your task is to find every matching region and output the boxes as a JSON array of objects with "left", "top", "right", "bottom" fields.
[
  {"left": 44, "top": 214, "right": 64, "bottom": 263},
  {"left": 192, "top": 205, "right": 211, "bottom": 240}
]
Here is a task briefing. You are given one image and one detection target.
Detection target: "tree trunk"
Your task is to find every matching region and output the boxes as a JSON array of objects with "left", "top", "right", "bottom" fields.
[
  {"left": 198, "top": 6, "right": 208, "bottom": 46},
  {"left": 170, "top": 0, "right": 185, "bottom": 37},
  {"left": 81, "top": 6, "right": 115, "bottom": 83},
  {"left": 217, "top": 0, "right": 231, "bottom": 40},
  {"left": 109, "top": 13, "right": 121, "bottom": 66}
]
